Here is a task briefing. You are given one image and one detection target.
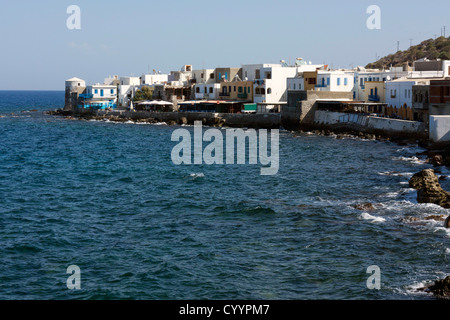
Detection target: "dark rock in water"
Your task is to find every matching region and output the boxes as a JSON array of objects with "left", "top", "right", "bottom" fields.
[
  {"left": 445, "top": 216, "right": 450, "bottom": 228},
  {"left": 179, "top": 117, "right": 188, "bottom": 125},
  {"left": 432, "top": 155, "right": 444, "bottom": 166},
  {"left": 409, "top": 169, "right": 450, "bottom": 208},
  {"left": 353, "top": 203, "right": 376, "bottom": 211},
  {"left": 427, "top": 276, "right": 450, "bottom": 299},
  {"left": 167, "top": 120, "right": 177, "bottom": 126}
]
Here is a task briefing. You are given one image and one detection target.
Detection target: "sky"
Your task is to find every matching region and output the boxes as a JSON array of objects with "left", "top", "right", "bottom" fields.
[{"left": 0, "top": 0, "right": 449, "bottom": 90}]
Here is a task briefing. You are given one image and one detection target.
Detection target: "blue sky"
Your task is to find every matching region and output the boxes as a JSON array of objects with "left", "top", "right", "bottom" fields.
[{"left": 0, "top": 0, "right": 449, "bottom": 90}]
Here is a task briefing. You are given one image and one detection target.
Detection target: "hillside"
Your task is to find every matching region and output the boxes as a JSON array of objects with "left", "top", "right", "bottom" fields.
[{"left": 366, "top": 36, "right": 450, "bottom": 69}]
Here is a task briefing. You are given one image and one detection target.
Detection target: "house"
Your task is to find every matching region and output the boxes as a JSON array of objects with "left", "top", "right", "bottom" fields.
[
  {"left": 194, "top": 83, "right": 221, "bottom": 100},
  {"left": 412, "top": 84, "right": 430, "bottom": 124},
  {"left": 118, "top": 76, "right": 140, "bottom": 107},
  {"left": 315, "top": 70, "right": 355, "bottom": 93},
  {"left": 385, "top": 78, "right": 433, "bottom": 120},
  {"left": 80, "top": 84, "right": 118, "bottom": 109},
  {"left": 140, "top": 73, "right": 169, "bottom": 86},
  {"left": 364, "top": 81, "right": 385, "bottom": 103},
  {"left": 219, "top": 80, "right": 254, "bottom": 102},
  {"left": 429, "top": 79, "right": 450, "bottom": 115}
]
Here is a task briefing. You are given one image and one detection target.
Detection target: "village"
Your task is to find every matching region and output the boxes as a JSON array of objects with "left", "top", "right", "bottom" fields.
[{"left": 64, "top": 57, "right": 450, "bottom": 143}]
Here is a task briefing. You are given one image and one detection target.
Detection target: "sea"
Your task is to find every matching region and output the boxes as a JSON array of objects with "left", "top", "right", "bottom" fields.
[{"left": 0, "top": 90, "right": 449, "bottom": 300}]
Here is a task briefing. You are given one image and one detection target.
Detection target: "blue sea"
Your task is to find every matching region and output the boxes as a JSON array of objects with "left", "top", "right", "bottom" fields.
[{"left": 0, "top": 91, "right": 449, "bottom": 300}]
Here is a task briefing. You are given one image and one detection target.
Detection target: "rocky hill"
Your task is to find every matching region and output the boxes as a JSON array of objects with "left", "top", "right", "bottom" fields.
[{"left": 366, "top": 36, "right": 450, "bottom": 69}]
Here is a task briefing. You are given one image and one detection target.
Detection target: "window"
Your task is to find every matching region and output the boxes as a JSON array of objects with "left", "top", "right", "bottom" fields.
[
  {"left": 209, "top": 87, "right": 213, "bottom": 94},
  {"left": 111, "top": 89, "right": 114, "bottom": 94},
  {"left": 210, "top": 73, "right": 214, "bottom": 79},
  {"left": 218, "top": 72, "right": 221, "bottom": 80},
  {"left": 327, "top": 78, "right": 330, "bottom": 86},
  {"left": 196, "top": 87, "right": 200, "bottom": 93},
  {"left": 344, "top": 78, "right": 348, "bottom": 86},
  {"left": 245, "top": 71, "right": 248, "bottom": 78},
  {"left": 95, "top": 89, "right": 98, "bottom": 94},
  {"left": 204, "top": 87, "right": 207, "bottom": 94},
  {"left": 238, "top": 87, "right": 243, "bottom": 93},
  {"left": 337, "top": 78, "right": 341, "bottom": 86},
  {"left": 405, "top": 89, "right": 407, "bottom": 98},
  {"left": 201, "top": 73, "right": 204, "bottom": 79},
  {"left": 267, "top": 88, "right": 272, "bottom": 94},
  {"left": 293, "top": 84, "right": 296, "bottom": 90},
  {"left": 234, "top": 86, "right": 236, "bottom": 92},
  {"left": 225, "top": 72, "right": 228, "bottom": 80},
  {"left": 100, "top": 89, "right": 104, "bottom": 97},
  {"left": 248, "top": 87, "right": 251, "bottom": 93}
]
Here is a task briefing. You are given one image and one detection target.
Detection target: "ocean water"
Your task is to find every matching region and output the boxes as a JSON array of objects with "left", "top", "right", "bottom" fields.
[{"left": 0, "top": 91, "right": 449, "bottom": 300}]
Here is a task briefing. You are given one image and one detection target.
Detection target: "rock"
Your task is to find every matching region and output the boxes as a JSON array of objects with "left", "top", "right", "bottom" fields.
[
  {"left": 167, "top": 120, "right": 177, "bottom": 126},
  {"left": 432, "top": 155, "right": 444, "bottom": 166},
  {"left": 445, "top": 216, "right": 450, "bottom": 228},
  {"left": 423, "top": 215, "right": 446, "bottom": 221},
  {"left": 427, "top": 276, "right": 450, "bottom": 299},
  {"left": 409, "top": 169, "right": 450, "bottom": 207},
  {"left": 179, "top": 117, "right": 188, "bottom": 125},
  {"left": 353, "top": 203, "right": 376, "bottom": 211}
]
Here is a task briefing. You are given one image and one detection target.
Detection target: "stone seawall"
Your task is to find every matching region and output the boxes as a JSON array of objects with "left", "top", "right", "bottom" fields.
[{"left": 94, "top": 110, "right": 281, "bottom": 129}]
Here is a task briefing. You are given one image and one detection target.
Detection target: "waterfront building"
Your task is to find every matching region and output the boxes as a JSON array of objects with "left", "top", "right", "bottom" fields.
[
  {"left": 412, "top": 84, "right": 430, "bottom": 124},
  {"left": 118, "top": 76, "right": 141, "bottom": 107},
  {"left": 314, "top": 70, "right": 355, "bottom": 93},
  {"left": 193, "top": 83, "right": 221, "bottom": 100},
  {"left": 64, "top": 77, "right": 86, "bottom": 111},
  {"left": 429, "top": 79, "right": 450, "bottom": 115},
  {"left": 79, "top": 84, "right": 118, "bottom": 109}
]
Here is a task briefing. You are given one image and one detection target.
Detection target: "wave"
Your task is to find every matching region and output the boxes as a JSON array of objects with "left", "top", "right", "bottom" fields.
[{"left": 359, "top": 212, "right": 386, "bottom": 223}]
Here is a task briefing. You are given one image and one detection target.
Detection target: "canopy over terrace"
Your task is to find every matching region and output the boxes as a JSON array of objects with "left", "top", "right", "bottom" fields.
[
  {"left": 135, "top": 100, "right": 174, "bottom": 112},
  {"left": 178, "top": 100, "right": 245, "bottom": 113}
]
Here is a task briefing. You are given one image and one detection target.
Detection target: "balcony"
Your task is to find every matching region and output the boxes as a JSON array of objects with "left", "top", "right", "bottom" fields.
[
  {"left": 237, "top": 93, "right": 248, "bottom": 99},
  {"left": 368, "top": 94, "right": 380, "bottom": 102},
  {"left": 219, "top": 92, "right": 230, "bottom": 97}
]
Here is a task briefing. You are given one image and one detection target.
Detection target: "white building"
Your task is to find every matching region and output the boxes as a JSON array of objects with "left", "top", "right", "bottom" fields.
[
  {"left": 140, "top": 73, "right": 169, "bottom": 86},
  {"left": 315, "top": 70, "right": 355, "bottom": 92},
  {"left": 192, "top": 69, "right": 215, "bottom": 84},
  {"left": 118, "top": 77, "right": 140, "bottom": 107},
  {"left": 194, "top": 83, "right": 221, "bottom": 100},
  {"left": 385, "top": 78, "right": 421, "bottom": 109},
  {"left": 81, "top": 84, "right": 118, "bottom": 109},
  {"left": 353, "top": 67, "right": 408, "bottom": 101}
]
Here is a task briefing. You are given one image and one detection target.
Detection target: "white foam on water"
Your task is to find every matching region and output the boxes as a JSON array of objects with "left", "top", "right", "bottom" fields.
[
  {"left": 404, "top": 281, "right": 434, "bottom": 298},
  {"left": 434, "top": 227, "right": 450, "bottom": 237},
  {"left": 392, "top": 156, "right": 427, "bottom": 165},
  {"left": 152, "top": 122, "right": 167, "bottom": 126},
  {"left": 446, "top": 248, "right": 450, "bottom": 254},
  {"left": 190, "top": 173, "right": 205, "bottom": 178},
  {"left": 359, "top": 212, "right": 386, "bottom": 223}
]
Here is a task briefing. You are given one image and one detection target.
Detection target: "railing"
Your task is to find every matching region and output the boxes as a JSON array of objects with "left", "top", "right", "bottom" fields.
[
  {"left": 368, "top": 95, "right": 380, "bottom": 102},
  {"left": 219, "top": 92, "right": 230, "bottom": 97}
]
